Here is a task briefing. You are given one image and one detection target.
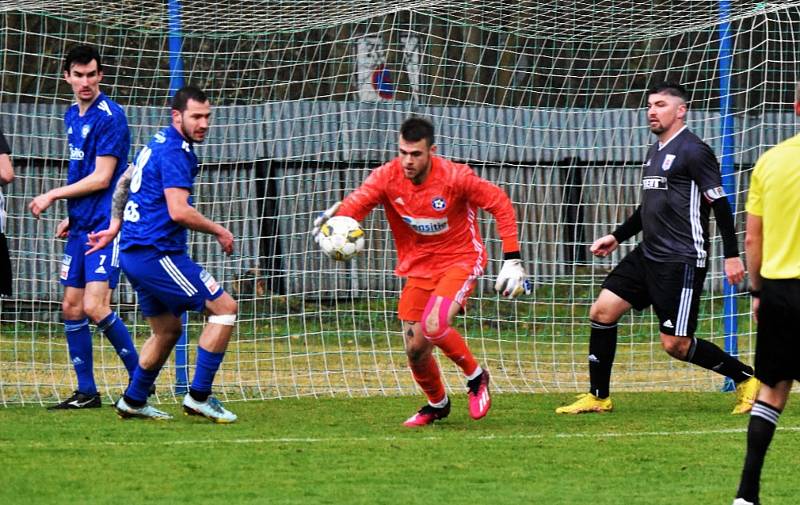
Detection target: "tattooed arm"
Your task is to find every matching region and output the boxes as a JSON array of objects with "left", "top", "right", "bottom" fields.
[
  {"left": 85, "top": 163, "right": 133, "bottom": 255},
  {"left": 110, "top": 163, "right": 134, "bottom": 220}
]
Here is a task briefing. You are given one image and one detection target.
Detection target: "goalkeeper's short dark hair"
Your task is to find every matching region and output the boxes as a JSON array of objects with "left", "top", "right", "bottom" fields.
[
  {"left": 400, "top": 117, "right": 435, "bottom": 147},
  {"left": 172, "top": 86, "right": 208, "bottom": 112},
  {"left": 64, "top": 45, "right": 103, "bottom": 73},
  {"left": 648, "top": 82, "right": 690, "bottom": 104}
]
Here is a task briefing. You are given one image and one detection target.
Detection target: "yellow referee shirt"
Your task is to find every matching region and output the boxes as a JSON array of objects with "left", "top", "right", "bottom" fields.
[{"left": 746, "top": 132, "right": 800, "bottom": 279}]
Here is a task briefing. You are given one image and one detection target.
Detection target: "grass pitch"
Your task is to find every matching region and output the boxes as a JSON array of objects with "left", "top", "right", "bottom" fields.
[{"left": 2, "top": 392, "right": 798, "bottom": 505}]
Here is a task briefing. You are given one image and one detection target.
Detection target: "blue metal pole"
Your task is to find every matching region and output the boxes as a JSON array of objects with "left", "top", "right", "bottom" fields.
[
  {"left": 167, "top": 0, "right": 189, "bottom": 394},
  {"left": 168, "top": 0, "right": 185, "bottom": 96},
  {"left": 718, "top": 0, "right": 737, "bottom": 392}
]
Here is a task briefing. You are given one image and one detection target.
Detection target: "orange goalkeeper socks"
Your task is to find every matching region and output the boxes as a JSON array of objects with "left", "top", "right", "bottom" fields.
[
  {"left": 409, "top": 353, "right": 446, "bottom": 405},
  {"left": 430, "top": 328, "right": 479, "bottom": 378}
]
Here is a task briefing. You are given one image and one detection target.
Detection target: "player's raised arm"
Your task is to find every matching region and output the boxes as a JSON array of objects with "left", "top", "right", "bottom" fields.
[{"left": 462, "top": 170, "right": 531, "bottom": 299}]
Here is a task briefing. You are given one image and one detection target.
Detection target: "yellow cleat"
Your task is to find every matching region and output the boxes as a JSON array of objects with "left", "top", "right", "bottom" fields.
[
  {"left": 555, "top": 393, "right": 613, "bottom": 414},
  {"left": 732, "top": 377, "right": 761, "bottom": 414}
]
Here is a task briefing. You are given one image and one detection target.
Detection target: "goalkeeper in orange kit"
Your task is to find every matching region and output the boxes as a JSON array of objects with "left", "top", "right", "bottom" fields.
[{"left": 312, "top": 117, "right": 529, "bottom": 426}]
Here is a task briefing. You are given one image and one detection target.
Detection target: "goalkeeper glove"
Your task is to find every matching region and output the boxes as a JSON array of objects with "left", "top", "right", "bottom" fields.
[
  {"left": 494, "top": 258, "right": 531, "bottom": 299},
  {"left": 311, "top": 202, "right": 341, "bottom": 244}
]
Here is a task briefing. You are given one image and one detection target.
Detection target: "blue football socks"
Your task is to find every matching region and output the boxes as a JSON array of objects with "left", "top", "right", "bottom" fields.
[
  {"left": 97, "top": 311, "right": 138, "bottom": 377},
  {"left": 124, "top": 366, "right": 160, "bottom": 406},
  {"left": 64, "top": 318, "right": 97, "bottom": 394},
  {"left": 189, "top": 346, "right": 225, "bottom": 402}
]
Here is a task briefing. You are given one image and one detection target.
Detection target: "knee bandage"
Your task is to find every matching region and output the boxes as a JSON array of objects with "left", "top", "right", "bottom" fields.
[
  {"left": 421, "top": 297, "right": 454, "bottom": 341},
  {"left": 208, "top": 314, "right": 237, "bottom": 326}
]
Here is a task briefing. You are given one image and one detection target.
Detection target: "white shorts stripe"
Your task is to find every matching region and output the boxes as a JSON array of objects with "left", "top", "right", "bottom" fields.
[
  {"left": 111, "top": 234, "right": 120, "bottom": 268},
  {"left": 159, "top": 256, "right": 197, "bottom": 296},
  {"left": 675, "top": 266, "right": 694, "bottom": 336},
  {"left": 676, "top": 287, "right": 693, "bottom": 336}
]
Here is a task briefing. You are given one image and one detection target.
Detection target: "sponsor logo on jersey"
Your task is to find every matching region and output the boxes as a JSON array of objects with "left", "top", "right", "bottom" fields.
[
  {"left": 662, "top": 154, "right": 676, "bottom": 171},
  {"left": 154, "top": 132, "right": 167, "bottom": 143},
  {"left": 67, "top": 127, "right": 73, "bottom": 135},
  {"left": 200, "top": 269, "right": 220, "bottom": 295},
  {"left": 81, "top": 124, "right": 91, "bottom": 138},
  {"left": 401, "top": 216, "right": 449, "bottom": 235},
  {"left": 644, "top": 159, "right": 651, "bottom": 167},
  {"left": 69, "top": 145, "right": 85, "bottom": 160},
  {"left": 431, "top": 196, "right": 447, "bottom": 211},
  {"left": 97, "top": 100, "right": 113, "bottom": 116},
  {"left": 662, "top": 319, "right": 674, "bottom": 329},
  {"left": 642, "top": 176, "right": 668, "bottom": 190},
  {"left": 181, "top": 141, "right": 191, "bottom": 153},
  {"left": 393, "top": 197, "right": 406, "bottom": 206},
  {"left": 60, "top": 254, "right": 72, "bottom": 280}
]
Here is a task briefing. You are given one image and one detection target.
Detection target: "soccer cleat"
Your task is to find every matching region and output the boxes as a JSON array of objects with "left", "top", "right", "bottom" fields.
[
  {"left": 183, "top": 394, "right": 237, "bottom": 424},
  {"left": 732, "top": 377, "right": 761, "bottom": 415},
  {"left": 467, "top": 369, "right": 492, "bottom": 420},
  {"left": 403, "top": 399, "right": 451, "bottom": 427},
  {"left": 732, "top": 498, "right": 756, "bottom": 505},
  {"left": 555, "top": 393, "right": 613, "bottom": 414},
  {"left": 114, "top": 397, "right": 173, "bottom": 420},
  {"left": 47, "top": 390, "right": 101, "bottom": 410}
]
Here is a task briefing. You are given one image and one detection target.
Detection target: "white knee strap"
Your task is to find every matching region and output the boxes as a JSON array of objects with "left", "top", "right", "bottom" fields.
[{"left": 208, "top": 314, "right": 237, "bottom": 326}]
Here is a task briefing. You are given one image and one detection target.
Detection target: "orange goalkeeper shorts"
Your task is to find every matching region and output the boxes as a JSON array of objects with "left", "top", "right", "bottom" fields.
[{"left": 397, "top": 267, "right": 478, "bottom": 321}]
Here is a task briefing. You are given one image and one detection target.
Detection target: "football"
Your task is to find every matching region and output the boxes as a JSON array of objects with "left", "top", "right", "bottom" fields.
[{"left": 318, "top": 216, "right": 366, "bottom": 261}]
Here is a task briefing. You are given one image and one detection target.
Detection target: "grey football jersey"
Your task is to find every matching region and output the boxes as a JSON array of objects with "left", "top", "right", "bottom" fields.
[{"left": 640, "top": 128, "right": 724, "bottom": 268}]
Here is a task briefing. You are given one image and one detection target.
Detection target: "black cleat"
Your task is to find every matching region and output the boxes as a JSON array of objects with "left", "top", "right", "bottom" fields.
[
  {"left": 47, "top": 390, "right": 101, "bottom": 410},
  {"left": 403, "top": 399, "right": 451, "bottom": 427}
]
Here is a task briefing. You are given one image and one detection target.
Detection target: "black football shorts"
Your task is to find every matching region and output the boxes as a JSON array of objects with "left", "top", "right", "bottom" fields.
[{"left": 601, "top": 246, "right": 707, "bottom": 337}]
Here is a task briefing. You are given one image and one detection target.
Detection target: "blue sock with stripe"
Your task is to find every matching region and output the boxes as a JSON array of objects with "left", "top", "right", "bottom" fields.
[
  {"left": 189, "top": 346, "right": 225, "bottom": 402},
  {"left": 124, "top": 366, "right": 160, "bottom": 406},
  {"left": 64, "top": 318, "right": 96, "bottom": 394},
  {"left": 97, "top": 312, "right": 138, "bottom": 377}
]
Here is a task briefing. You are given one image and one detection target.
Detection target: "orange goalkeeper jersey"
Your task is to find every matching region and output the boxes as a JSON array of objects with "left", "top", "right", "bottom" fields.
[{"left": 337, "top": 155, "right": 520, "bottom": 279}]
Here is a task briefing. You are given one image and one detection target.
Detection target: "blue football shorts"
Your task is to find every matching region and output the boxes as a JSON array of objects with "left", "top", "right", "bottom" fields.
[
  {"left": 60, "top": 231, "right": 121, "bottom": 289},
  {"left": 120, "top": 246, "right": 225, "bottom": 317}
]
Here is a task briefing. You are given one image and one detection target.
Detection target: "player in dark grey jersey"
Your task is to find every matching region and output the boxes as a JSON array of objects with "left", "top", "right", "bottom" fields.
[{"left": 557, "top": 82, "right": 760, "bottom": 415}]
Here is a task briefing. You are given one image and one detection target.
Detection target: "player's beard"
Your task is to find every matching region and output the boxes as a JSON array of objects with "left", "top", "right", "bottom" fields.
[{"left": 182, "top": 123, "right": 205, "bottom": 144}]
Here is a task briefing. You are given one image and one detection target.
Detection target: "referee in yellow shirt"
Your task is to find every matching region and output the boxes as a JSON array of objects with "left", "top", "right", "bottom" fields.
[{"left": 733, "top": 84, "right": 800, "bottom": 505}]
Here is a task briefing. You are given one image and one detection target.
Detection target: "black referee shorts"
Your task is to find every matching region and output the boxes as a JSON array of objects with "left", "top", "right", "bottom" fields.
[
  {"left": 601, "top": 246, "right": 707, "bottom": 337},
  {"left": 755, "top": 278, "right": 800, "bottom": 387}
]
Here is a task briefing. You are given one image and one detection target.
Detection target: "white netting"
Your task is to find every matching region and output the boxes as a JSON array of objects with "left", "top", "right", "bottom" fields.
[{"left": 1, "top": 0, "right": 799, "bottom": 404}]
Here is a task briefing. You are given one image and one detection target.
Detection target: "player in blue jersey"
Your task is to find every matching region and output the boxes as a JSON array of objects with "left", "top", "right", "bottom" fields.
[
  {"left": 28, "top": 45, "right": 140, "bottom": 409},
  {"left": 87, "top": 86, "right": 238, "bottom": 423}
]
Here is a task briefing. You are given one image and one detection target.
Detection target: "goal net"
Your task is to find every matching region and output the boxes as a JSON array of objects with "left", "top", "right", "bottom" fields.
[{"left": 1, "top": 0, "right": 798, "bottom": 404}]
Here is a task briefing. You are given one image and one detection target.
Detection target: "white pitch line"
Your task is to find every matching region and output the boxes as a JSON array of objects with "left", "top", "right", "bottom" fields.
[{"left": 3, "top": 426, "right": 800, "bottom": 449}]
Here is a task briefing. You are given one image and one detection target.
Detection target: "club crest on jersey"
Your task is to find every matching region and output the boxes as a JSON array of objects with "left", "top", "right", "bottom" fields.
[
  {"left": 642, "top": 176, "right": 668, "bottom": 190},
  {"left": 402, "top": 216, "right": 449, "bottom": 235},
  {"left": 661, "top": 154, "right": 676, "bottom": 171},
  {"left": 81, "top": 124, "right": 91, "bottom": 138},
  {"left": 431, "top": 196, "right": 447, "bottom": 212}
]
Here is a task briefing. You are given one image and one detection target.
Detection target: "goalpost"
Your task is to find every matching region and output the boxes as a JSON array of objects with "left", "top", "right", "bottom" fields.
[{"left": 1, "top": 0, "right": 799, "bottom": 405}]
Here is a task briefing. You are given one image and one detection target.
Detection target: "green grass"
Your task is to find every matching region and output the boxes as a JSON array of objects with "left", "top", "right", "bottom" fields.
[{"left": 2, "top": 392, "right": 798, "bottom": 504}]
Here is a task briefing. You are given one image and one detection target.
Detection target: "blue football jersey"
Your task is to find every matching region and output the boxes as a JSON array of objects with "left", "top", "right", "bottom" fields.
[
  {"left": 64, "top": 92, "right": 130, "bottom": 233},
  {"left": 120, "top": 125, "right": 199, "bottom": 252}
]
